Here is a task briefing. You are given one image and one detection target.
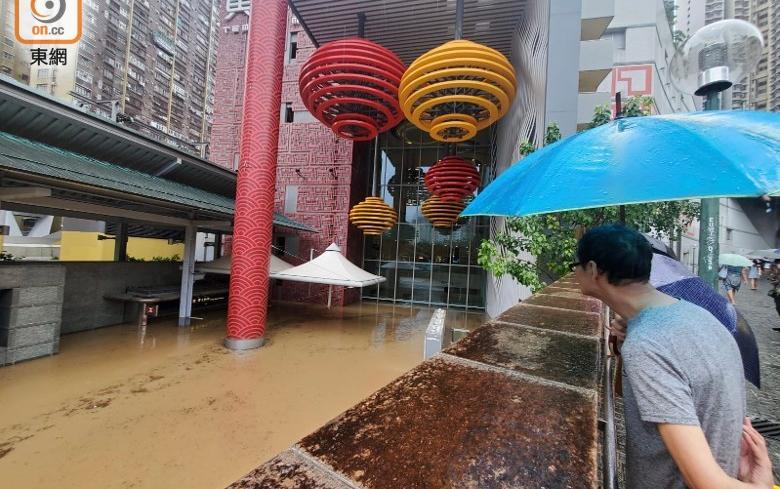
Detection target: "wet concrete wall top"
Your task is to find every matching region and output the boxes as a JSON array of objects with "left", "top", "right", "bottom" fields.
[{"left": 226, "top": 277, "right": 604, "bottom": 489}]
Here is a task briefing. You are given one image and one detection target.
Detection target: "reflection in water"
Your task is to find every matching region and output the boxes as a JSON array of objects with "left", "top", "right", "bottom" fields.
[{"left": 0, "top": 301, "right": 484, "bottom": 489}]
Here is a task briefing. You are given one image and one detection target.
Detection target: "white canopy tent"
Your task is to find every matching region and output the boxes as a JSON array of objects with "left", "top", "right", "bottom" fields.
[
  {"left": 272, "top": 243, "right": 386, "bottom": 307},
  {"left": 194, "top": 253, "right": 294, "bottom": 276}
]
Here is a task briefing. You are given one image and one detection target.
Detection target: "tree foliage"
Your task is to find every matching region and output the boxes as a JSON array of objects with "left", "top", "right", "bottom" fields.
[{"left": 478, "top": 97, "right": 700, "bottom": 292}]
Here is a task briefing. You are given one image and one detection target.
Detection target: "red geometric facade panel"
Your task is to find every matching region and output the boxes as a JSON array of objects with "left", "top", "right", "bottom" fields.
[
  {"left": 610, "top": 64, "right": 654, "bottom": 97},
  {"left": 209, "top": 7, "right": 250, "bottom": 170},
  {"left": 212, "top": 8, "right": 360, "bottom": 308},
  {"left": 226, "top": 0, "right": 288, "bottom": 341}
]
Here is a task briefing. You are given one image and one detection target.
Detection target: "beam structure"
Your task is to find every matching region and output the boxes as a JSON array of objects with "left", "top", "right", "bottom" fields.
[{"left": 178, "top": 224, "right": 197, "bottom": 326}]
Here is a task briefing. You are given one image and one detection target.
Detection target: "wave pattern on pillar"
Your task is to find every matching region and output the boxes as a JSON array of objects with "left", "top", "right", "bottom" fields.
[{"left": 226, "top": 0, "right": 288, "bottom": 348}]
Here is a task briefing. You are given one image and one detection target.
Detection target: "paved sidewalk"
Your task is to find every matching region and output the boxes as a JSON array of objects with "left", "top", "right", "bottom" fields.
[{"left": 733, "top": 278, "right": 780, "bottom": 475}]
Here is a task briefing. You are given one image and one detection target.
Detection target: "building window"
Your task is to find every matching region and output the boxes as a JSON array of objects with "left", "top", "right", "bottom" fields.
[
  {"left": 726, "top": 228, "right": 733, "bottom": 241},
  {"left": 284, "top": 185, "right": 298, "bottom": 214},
  {"left": 286, "top": 31, "right": 298, "bottom": 64},
  {"left": 283, "top": 102, "right": 294, "bottom": 123},
  {"left": 232, "top": 152, "right": 240, "bottom": 170},
  {"left": 361, "top": 127, "right": 492, "bottom": 308}
]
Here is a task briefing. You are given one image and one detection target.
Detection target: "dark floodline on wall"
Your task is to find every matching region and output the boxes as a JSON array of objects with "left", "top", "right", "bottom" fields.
[{"left": 287, "top": 0, "right": 321, "bottom": 48}]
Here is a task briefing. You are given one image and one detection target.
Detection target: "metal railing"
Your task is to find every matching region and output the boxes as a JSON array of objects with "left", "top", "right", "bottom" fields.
[{"left": 602, "top": 305, "right": 619, "bottom": 489}]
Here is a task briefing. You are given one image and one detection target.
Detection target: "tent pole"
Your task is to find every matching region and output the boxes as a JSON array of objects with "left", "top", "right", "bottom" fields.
[{"left": 328, "top": 285, "right": 332, "bottom": 308}]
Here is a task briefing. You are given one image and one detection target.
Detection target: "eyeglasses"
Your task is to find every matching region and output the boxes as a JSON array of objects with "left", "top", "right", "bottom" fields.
[{"left": 568, "top": 261, "right": 581, "bottom": 272}]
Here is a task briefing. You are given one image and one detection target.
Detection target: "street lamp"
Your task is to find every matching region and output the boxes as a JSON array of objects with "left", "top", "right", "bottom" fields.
[{"left": 670, "top": 19, "right": 764, "bottom": 288}]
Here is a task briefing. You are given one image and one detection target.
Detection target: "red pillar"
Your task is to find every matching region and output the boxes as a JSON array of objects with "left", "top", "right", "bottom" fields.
[{"left": 224, "top": 0, "right": 287, "bottom": 350}]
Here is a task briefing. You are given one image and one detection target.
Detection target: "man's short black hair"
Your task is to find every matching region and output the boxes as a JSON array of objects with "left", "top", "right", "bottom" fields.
[{"left": 577, "top": 224, "right": 652, "bottom": 285}]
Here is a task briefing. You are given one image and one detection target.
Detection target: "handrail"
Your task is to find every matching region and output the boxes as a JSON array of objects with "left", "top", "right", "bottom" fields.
[{"left": 602, "top": 305, "right": 619, "bottom": 489}]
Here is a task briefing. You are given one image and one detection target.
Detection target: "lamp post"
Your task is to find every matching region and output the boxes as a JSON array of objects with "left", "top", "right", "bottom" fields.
[{"left": 670, "top": 19, "right": 764, "bottom": 288}]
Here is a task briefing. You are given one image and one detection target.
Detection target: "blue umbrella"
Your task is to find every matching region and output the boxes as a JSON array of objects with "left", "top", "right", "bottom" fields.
[{"left": 462, "top": 110, "right": 780, "bottom": 218}]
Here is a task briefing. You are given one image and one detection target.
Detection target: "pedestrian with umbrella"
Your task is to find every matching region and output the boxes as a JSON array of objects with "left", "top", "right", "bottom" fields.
[
  {"left": 749, "top": 259, "right": 762, "bottom": 291},
  {"left": 768, "top": 266, "right": 780, "bottom": 328},
  {"left": 720, "top": 254, "right": 752, "bottom": 304}
]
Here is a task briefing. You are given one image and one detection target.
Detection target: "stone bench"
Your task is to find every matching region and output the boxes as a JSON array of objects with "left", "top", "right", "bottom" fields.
[{"left": 226, "top": 277, "right": 605, "bottom": 488}]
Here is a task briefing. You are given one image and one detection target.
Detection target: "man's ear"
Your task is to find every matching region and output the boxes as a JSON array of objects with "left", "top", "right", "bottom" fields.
[{"left": 587, "top": 261, "right": 600, "bottom": 281}]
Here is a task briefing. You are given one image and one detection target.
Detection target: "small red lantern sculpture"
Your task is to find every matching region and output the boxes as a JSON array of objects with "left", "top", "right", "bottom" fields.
[
  {"left": 421, "top": 195, "right": 466, "bottom": 228},
  {"left": 423, "top": 155, "right": 481, "bottom": 202},
  {"left": 299, "top": 38, "right": 406, "bottom": 141}
]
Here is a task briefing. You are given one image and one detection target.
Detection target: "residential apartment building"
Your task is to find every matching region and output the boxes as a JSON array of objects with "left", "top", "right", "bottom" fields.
[
  {"left": 731, "top": 0, "right": 776, "bottom": 110},
  {"left": 0, "top": 0, "right": 30, "bottom": 83},
  {"left": 29, "top": 0, "right": 220, "bottom": 153},
  {"left": 593, "top": 0, "right": 696, "bottom": 124}
]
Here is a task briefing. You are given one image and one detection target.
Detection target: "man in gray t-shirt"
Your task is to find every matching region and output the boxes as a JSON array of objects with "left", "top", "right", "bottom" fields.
[
  {"left": 622, "top": 299, "right": 744, "bottom": 488},
  {"left": 572, "top": 225, "right": 774, "bottom": 489}
]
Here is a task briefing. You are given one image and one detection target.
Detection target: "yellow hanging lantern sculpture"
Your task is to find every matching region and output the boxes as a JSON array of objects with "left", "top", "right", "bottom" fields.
[
  {"left": 421, "top": 195, "right": 466, "bottom": 228},
  {"left": 398, "top": 40, "right": 517, "bottom": 143},
  {"left": 349, "top": 197, "right": 398, "bottom": 235}
]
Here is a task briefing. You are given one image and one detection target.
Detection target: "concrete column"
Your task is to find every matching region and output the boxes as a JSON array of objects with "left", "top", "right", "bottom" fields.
[
  {"left": 225, "top": 0, "right": 287, "bottom": 350},
  {"left": 114, "top": 222, "right": 128, "bottom": 262},
  {"left": 178, "top": 224, "right": 196, "bottom": 327}
]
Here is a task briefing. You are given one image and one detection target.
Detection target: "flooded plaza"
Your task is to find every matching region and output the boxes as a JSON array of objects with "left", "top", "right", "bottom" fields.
[{"left": 0, "top": 302, "right": 485, "bottom": 489}]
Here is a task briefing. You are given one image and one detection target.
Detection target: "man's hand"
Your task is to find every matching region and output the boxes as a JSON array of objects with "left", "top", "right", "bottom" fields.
[
  {"left": 739, "top": 418, "right": 775, "bottom": 488},
  {"left": 659, "top": 422, "right": 775, "bottom": 489},
  {"left": 607, "top": 316, "right": 627, "bottom": 355}
]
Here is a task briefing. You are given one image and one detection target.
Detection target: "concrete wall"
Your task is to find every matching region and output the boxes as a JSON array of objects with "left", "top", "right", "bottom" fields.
[
  {"left": 0, "top": 264, "right": 65, "bottom": 365},
  {"left": 228, "top": 276, "right": 604, "bottom": 488},
  {"left": 546, "top": 0, "right": 585, "bottom": 136},
  {"left": 60, "top": 262, "right": 181, "bottom": 334},
  {"left": 679, "top": 199, "right": 772, "bottom": 272}
]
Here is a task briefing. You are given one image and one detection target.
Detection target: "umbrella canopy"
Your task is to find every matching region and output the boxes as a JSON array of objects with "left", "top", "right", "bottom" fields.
[
  {"left": 746, "top": 248, "right": 780, "bottom": 260},
  {"left": 650, "top": 252, "right": 760, "bottom": 387},
  {"left": 644, "top": 234, "right": 677, "bottom": 260},
  {"left": 272, "top": 243, "right": 386, "bottom": 287},
  {"left": 462, "top": 110, "right": 780, "bottom": 218},
  {"left": 195, "top": 253, "right": 293, "bottom": 276},
  {"left": 719, "top": 253, "right": 753, "bottom": 267}
]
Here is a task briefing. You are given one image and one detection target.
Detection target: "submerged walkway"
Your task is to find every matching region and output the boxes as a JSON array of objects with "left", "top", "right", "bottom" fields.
[{"left": 0, "top": 303, "right": 483, "bottom": 489}]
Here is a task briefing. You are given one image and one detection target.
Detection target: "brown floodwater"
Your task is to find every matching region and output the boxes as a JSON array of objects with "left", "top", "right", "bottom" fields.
[{"left": 0, "top": 302, "right": 484, "bottom": 489}]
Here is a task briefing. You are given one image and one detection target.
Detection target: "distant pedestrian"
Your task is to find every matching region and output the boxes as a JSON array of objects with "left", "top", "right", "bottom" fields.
[
  {"left": 748, "top": 260, "right": 761, "bottom": 290},
  {"left": 768, "top": 267, "right": 780, "bottom": 331},
  {"left": 723, "top": 265, "right": 748, "bottom": 304}
]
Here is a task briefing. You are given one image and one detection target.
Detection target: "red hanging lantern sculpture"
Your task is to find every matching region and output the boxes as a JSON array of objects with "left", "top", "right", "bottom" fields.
[
  {"left": 423, "top": 155, "right": 481, "bottom": 202},
  {"left": 299, "top": 38, "right": 406, "bottom": 141}
]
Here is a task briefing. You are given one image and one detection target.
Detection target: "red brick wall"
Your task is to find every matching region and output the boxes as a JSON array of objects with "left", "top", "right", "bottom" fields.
[{"left": 211, "top": 8, "right": 361, "bottom": 307}]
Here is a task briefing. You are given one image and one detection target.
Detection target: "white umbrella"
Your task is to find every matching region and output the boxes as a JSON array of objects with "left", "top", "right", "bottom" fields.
[
  {"left": 746, "top": 248, "right": 780, "bottom": 260},
  {"left": 272, "top": 243, "right": 386, "bottom": 307},
  {"left": 194, "top": 253, "right": 293, "bottom": 276},
  {"left": 719, "top": 253, "right": 753, "bottom": 268}
]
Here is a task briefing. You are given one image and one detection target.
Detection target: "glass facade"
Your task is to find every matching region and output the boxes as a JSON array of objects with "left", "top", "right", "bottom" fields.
[{"left": 361, "top": 125, "right": 494, "bottom": 309}]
